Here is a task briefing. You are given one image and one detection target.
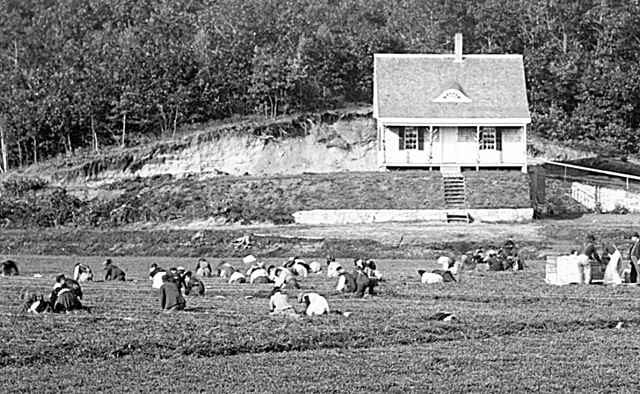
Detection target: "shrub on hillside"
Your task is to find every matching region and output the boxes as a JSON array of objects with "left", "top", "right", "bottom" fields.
[
  {"left": 34, "top": 189, "right": 84, "bottom": 227},
  {"left": 1, "top": 177, "right": 48, "bottom": 197},
  {"left": 0, "top": 187, "right": 84, "bottom": 228}
]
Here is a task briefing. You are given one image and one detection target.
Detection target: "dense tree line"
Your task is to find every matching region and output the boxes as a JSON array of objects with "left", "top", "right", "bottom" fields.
[{"left": 1, "top": 0, "right": 639, "bottom": 171}]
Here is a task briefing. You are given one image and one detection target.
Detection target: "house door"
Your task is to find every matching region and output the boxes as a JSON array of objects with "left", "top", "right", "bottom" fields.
[{"left": 441, "top": 127, "right": 457, "bottom": 163}]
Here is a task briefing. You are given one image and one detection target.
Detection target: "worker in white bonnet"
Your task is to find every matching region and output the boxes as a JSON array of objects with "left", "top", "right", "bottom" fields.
[
  {"left": 437, "top": 256, "right": 455, "bottom": 271},
  {"left": 243, "top": 255, "right": 258, "bottom": 265},
  {"left": 195, "top": 258, "right": 213, "bottom": 277},
  {"left": 298, "top": 293, "right": 330, "bottom": 316},
  {"left": 217, "top": 261, "right": 236, "bottom": 278},
  {"left": 269, "top": 266, "right": 299, "bottom": 289},
  {"left": 149, "top": 263, "right": 167, "bottom": 289},
  {"left": 249, "top": 265, "right": 271, "bottom": 284},
  {"left": 269, "top": 287, "right": 298, "bottom": 317},
  {"left": 327, "top": 261, "right": 343, "bottom": 278},
  {"left": 228, "top": 271, "right": 247, "bottom": 284},
  {"left": 309, "top": 261, "right": 322, "bottom": 274},
  {"left": 602, "top": 243, "right": 623, "bottom": 285},
  {"left": 246, "top": 256, "right": 266, "bottom": 277},
  {"left": 73, "top": 263, "right": 93, "bottom": 282}
]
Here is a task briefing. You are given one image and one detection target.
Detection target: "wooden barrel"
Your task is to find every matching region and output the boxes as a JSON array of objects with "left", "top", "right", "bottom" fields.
[{"left": 590, "top": 261, "right": 606, "bottom": 283}]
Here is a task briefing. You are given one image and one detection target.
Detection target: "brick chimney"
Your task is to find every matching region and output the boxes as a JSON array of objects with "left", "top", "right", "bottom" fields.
[{"left": 454, "top": 33, "right": 463, "bottom": 63}]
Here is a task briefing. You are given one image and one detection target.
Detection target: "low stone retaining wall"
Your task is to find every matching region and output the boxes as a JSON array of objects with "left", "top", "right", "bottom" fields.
[{"left": 292, "top": 208, "right": 534, "bottom": 225}]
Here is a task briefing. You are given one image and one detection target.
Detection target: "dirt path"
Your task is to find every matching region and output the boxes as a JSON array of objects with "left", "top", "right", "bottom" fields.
[
  {"left": 163, "top": 219, "right": 545, "bottom": 245},
  {"left": 163, "top": 212, "right": 640, "bottom": 254},
  {"left": 4, "top": 213, "right": 634, "bottom": 259}
]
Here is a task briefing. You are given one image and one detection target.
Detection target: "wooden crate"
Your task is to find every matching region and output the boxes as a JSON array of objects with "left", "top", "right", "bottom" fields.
[
  {"left": 546, "top": 255, "right": 606, "bottom": 285},
  {"left": 545, "top": 256, "right": 558, "bottom": 285}
]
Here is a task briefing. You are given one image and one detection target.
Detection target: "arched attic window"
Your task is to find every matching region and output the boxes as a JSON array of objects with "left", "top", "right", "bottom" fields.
[{"left": 433, "top": 82, "right": 471, "bottom": 103}]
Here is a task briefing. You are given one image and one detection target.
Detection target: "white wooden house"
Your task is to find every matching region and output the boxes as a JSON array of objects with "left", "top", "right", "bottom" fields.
[{"left": 373, "top": 34, "right": 531, "bottom": 173}]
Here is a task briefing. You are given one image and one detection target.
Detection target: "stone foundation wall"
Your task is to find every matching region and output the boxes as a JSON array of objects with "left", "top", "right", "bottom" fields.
[{"left": 292, "top": 208, "right": 534, "bottom": 225}]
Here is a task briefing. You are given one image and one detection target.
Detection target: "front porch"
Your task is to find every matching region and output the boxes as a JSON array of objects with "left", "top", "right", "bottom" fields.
[{"left": 378, "top": 124, "right": 527, "bottom": 172}]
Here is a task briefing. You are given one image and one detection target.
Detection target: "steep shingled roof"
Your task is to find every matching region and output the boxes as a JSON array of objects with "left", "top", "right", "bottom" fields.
[{"left": 374, "top": 54, "right": 531, "bottom": 120}]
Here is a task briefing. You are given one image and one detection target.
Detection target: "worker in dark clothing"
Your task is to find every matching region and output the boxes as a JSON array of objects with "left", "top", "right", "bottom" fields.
[
  {"left": 1, "top": 259, "right": 19, "bottom": 276},
  {"left": 500, "top": 238, "right": 525, "bottom": 271},
  {"left": 169, "top": 267, "right": 185, "bottom": 293},
  {"left": 52, "top": 274, "right": 83, "bottom": 300},
  {"left": 160, "top": 274, "right": 186, "bottom": 312},
  {"left": 52, "top": 287, "right": 82, "bottom": 313},
  {"left": 629, "top": 232, "right": 640, "bottom": 283},
  {"left": 485, "top": 250, "right": 503, "bottom": 271},
  {"left": 336, "top": 268, "right": 357, "bottom": 293},
  {"left": 501, "top": 238, "right": 518, "bottom": 256},
  {"left": 578, "top": 234, "right": 602, "bottom": 264},
  {"left": 50, "top": 275, "right": 83, "bottom": 313},
  {"left": 103, "top": 259, "right": 126, "bottom": 281},
  {"left": 354, "top": 267, "right": 377, "bottom": 298},
  {"left": 183, "top": 271, "right": 205, "bottom": 296}
]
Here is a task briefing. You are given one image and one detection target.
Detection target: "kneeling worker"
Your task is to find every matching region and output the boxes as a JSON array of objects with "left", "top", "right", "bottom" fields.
[{"left": 160, "top": 274, "right": 186, "bottom": 312}]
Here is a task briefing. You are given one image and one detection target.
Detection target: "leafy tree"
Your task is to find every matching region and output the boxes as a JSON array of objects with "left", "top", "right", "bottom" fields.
[{"left": 3, "top": 0, "right": 640, "bottom": 163}]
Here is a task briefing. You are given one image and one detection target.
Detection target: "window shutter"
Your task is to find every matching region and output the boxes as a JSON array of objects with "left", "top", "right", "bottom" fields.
[
  {"left": 496, "top": 128, "right": 502, "bottom": 151},
  {"left": 398, "top": 127, "right": 405, "bottom": 150},
  {"left": 418, "top": 127, "right": 425, "bottom": 150}
]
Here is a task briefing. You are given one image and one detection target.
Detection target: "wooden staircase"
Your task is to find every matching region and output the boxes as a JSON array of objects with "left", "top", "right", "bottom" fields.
[
  {"left": 446, "top": 211, "right": 473, "bottom": 223},
  {"left": 441, "top": 167, "right": 466, "bottom": 206},
  {"left": 441, "top": 167, "right": 471, "bottom": 224}
]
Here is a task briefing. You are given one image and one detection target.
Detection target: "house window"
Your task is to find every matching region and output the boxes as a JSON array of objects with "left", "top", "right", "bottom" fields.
[
  {"left": 404, "top": 127, "right": 418, "bottom": 150},
  {"left": 479, "top": 127, "right": 502, "bottom": 151},
  {"left": 398, "top": 126, "right": 424, "bottom": 150}
]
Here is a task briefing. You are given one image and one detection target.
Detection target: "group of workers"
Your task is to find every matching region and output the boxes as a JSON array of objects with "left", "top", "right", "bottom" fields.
[
  {"left": 21, "top": 232, "right": 638, "bottom": 316},
  {"left": 146, "top": 254, "right": 381, "bottom": 315},
  {"left": 329, "top": 257, "right": 380, "bottom": 297},
  {"left": 22, "top": 272, "right": 84, "bottom": 313},
  {"left": 10, "top": 247, "right": 482, "bottom": 316},
  {"left": 265, "top": 256, "right": 380, "bottom": 317},
  {"left": 148, "top": 264, "right": 206, "bottom": 312},
  {"left": 418, "top": 238, "right": 527, "bottom": 284},
  {"left": 19, "top": 259, "right": 125, "bottom": 313},
  {"left": 570, "top": 232, "right": 640, "bottom": 286},
  {"left": 466, "top": 239, "right": 526, "bottom": 272}
]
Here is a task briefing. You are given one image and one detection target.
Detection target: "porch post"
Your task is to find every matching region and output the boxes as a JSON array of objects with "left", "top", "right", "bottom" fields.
[
  {"left": 476, "top": 126, "right": 481, "bottom": 165},
  {"left": 522, "top": 124, "right": 528, "bottom": 173},
  {"left": 378, "top": 120, "right": 386, "bottom": 171},
  {"left": 428, "top": 126, "right": 433, "bottom": 160}
]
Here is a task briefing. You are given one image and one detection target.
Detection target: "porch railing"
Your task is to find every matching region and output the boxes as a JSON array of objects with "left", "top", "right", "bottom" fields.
[{"left": 571, "top": 183, "right": 597, "bottom": 210}]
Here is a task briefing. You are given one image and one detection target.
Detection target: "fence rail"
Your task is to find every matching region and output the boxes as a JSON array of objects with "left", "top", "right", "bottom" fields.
[{"left": 544, "top": 160, "right": 640, "bottom": 190}]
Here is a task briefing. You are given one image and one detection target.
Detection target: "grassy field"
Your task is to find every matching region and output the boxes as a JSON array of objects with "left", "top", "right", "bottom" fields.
[{"left": 2, "top": 252, "right": 640, "bottom": 393}]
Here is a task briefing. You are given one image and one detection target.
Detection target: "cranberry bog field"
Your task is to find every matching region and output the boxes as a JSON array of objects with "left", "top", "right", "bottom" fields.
[{"left": 2, "top": 217, "right": 640, "bottom": 394}]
